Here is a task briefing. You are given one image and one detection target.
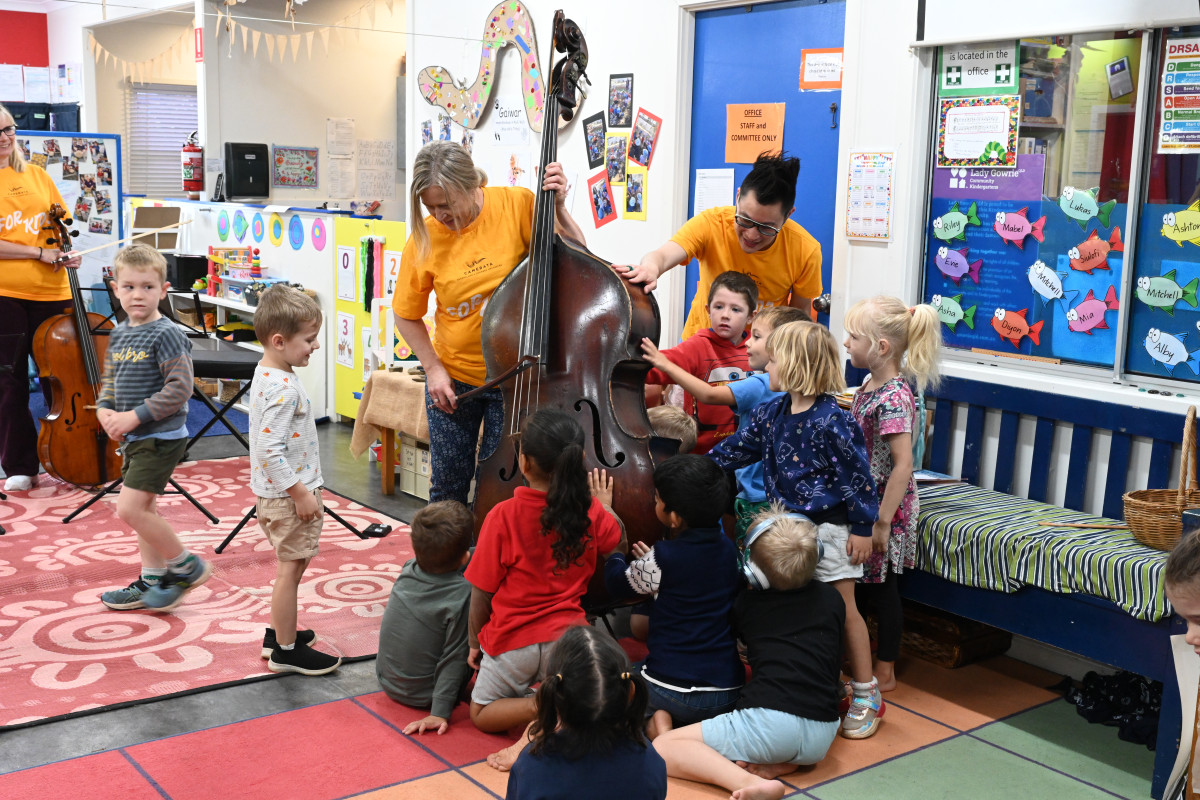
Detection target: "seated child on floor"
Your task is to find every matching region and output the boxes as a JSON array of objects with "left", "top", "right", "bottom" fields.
[
  {"left": 377, "top": 500, "right": 474, "bottom": 735},
  {"left": 604, "top": 455, "right": 743, "bottom": 740},
  {"left": 644, "top": 271, "right": 757, "bottom": 453},
  {"left": 652, "top": 507, "right": 844, "bottom": 800},
  {"left": 505, "top": 625, "right": 667, "bottom": 800}
]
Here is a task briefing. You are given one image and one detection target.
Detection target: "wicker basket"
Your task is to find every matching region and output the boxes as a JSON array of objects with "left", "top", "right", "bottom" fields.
[{"left": 1124, "top": 405, "right": 1200, "bottom": 551}]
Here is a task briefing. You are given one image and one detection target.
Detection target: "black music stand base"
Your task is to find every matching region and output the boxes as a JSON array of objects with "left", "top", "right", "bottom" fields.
[
  {"left": 215, "top": 499, "right": 367, "bottom": 554},
  {"left": 62, "top": 476, "right": 219, "bottom": 525},
  {"left": 0, "top": 489, "right": 6, "bottom": 534}
]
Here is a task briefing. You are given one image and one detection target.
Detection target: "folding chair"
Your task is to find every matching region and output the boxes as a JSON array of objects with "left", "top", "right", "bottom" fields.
[{"left": 61, "top": 281, "right": 261, "bottom": 524}]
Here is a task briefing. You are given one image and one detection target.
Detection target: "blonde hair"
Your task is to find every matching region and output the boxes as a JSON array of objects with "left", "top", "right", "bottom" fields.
[
  {"left": 113, "top": 244, "right": 167, "bottom": 282},
  {"left": 0, "top": 105, "right": 26, "bottom": 172},
  {"left": 648, "top": 405, "right": 698, "bottom": 454},
  {"left": 844, "top": 296, "right": 942, "bottom": 395},
  {"left": 409, "top": 141, "right": 488, "bottom": 260},
  {"left": 253, "top": 284, "right": 322, "bottom": 342},
  {"left": 747, "top": 504, "right": 820, "bottom": 590},
  {"left": 754, "top": 304, "right": 809, "bottom": 331},
  {"left": 766, "top": 321, "right": 845, "bottom": 396}
]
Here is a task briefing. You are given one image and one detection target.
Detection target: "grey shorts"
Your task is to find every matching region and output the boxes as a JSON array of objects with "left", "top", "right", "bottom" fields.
[
  {"left": 701, "top": 707, "right": 839, "bottom": 765},
  {"left": 471, "top": 640, "right": 555, "bottom": 706},
  {"left": 121, "top": 437, "right": 188, "bottom": 494},
  {"left": 814, "top": 522, "right": 864, "bottom": 583}
]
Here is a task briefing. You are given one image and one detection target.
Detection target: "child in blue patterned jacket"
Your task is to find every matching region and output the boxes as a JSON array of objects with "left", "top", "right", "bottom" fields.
[{"left": 709, "top": 320, "right": 884, "bottom": 740}]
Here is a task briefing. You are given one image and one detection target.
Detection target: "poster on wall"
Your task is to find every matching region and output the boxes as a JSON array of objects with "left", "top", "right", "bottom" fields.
[
  {"left": 583, "top": 111, "right": 606, "bottom": 169},
  {"left": 799, "top": 49, "right": 843, "bottom": 90},
  {"left": 845, "top": 151, "right": 894, "bottom": 241},
  {"left": 629, "top": 108, "right": 662, "bottom": 168},
  {"left": 586, "top": 171, "right": 616, "bottom": 229},
  {"left": 608, "top": 74, "right": 633, "bottom": 127},
  {"left": 272, "top": 146, "right": 319, "bottom": 188},
  {"left": 624, "top": 163, "right": 647, "bottom": 221},
  {"left": 938, "top": 41, "right": 1020, "bottom": 97},
  {"left": 937, "top": 96, "right": 1020, "bottom": 168},
  {"left": 725, "top": 103, "right": 785, "bottom": 164},
  {"left": 336, "top": 311, "right": 355, "bottom": 369},
  {"left": 1158, "top": 37, "right": 1200, "bottom": 154}
]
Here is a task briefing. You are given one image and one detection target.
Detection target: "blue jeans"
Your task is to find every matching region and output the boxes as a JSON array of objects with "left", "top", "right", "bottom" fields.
[
  {"left": 425, "top": 379, "right": 503, "bottom": 506},
  {"left": 639, "top": 662, "right": 741, "bottom": 727}
]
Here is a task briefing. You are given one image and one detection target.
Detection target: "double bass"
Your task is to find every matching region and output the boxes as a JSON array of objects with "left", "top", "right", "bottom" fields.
[
  {"left": 32, "top": 204, "right": 122, "bottom": 487},
  {"left": 469, "top": 11, "right": 671, "bottom": 599}
]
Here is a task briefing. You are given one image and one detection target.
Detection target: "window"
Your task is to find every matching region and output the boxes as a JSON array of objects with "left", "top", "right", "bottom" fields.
[
  {"left": 1126, "top": 27, "right": 1200, "bottom": 385},
  {"left": 123, "top": 83, "right": 198, "bottom": 198},
  {"left": 922, "top": 33, "right": 1143, "bottom": 373}
]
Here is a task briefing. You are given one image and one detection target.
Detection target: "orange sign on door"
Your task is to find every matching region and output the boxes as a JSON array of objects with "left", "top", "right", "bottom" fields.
[{"left": 725, "top": 103, "right": 785, "bottom": 164}]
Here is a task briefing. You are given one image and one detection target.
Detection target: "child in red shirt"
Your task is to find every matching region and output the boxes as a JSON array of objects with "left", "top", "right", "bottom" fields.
[
  {"left": 644, "top": 271, "right": 757, "bottom": 453},
  {"left": 465, "top": 408, "right": 623, "bottom": 771}
]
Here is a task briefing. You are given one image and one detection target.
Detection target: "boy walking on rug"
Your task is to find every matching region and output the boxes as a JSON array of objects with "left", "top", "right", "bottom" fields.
[
  {"left": 98, "top": 244, "right": 212, "bottom": 612},
  {"left": 250, "top": 285, "right": 340, "bottom": 676},
  {"left": 377, "top": 500, "right": 474, "bottom": 735}
]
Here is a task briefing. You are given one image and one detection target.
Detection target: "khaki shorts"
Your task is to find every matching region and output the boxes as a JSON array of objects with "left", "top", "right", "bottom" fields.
[
  {"left": 121, "top": 437, "right": 188, "bottom": 494},
  {"left": 257, "top": 488, "right": 324, "bottom": 561}
]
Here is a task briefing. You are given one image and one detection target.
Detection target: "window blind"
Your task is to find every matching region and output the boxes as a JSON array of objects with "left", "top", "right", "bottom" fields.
[{"left": 123, "top": 83, "right": 198, "bottom": 198}]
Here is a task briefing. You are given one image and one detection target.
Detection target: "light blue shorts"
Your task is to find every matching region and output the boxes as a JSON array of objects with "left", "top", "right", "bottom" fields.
[
  {"left": 814, "top": 522, "right": 863, "bottom": 583},
  {"left": 701, "top": 708, "right": 838, "bottom": 765},
  {"left": 471, "top": 640, "right": 554, "bottom": 706}
]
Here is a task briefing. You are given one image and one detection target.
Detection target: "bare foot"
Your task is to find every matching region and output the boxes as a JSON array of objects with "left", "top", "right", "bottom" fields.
[
  {"left": 874, "top": 661, "right": 897, "bottom": 692},
  {"left": 730, "top": 779, "right": 786, "bottom": 800},
  {"left": 646, "top": 709, "right": 674, "bottom": 741},
  {"left": 734, "top": 761, "right": 795, "bottom": 780},
  {"left": 486, "top": 738, "right": 528, "bottom": 772}
]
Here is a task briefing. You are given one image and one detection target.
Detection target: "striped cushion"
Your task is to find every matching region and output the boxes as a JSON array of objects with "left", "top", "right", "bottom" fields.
[{"left": 917, "top": 483, "right": 1169, "bottom": 622}]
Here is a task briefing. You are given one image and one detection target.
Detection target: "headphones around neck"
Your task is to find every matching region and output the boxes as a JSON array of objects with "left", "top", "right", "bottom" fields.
[{"left": 741, "top": 512, "right": 823, "bottom": 590}]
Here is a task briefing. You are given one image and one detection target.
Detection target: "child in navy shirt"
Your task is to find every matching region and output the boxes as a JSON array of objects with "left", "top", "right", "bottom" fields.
[{"left": 709, "top": 321, "right": 884, "bottom": 740}]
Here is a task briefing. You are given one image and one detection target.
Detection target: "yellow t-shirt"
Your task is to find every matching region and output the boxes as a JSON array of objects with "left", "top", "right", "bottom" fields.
[
  {"left": 393, "top": 186, "right": 535, "bottom": 386},
  {"left": 0, "top": 164, "right": 73, "bottom": 302},
  {"left": 671, "top": 206, "right": 823, "bottom": 339}
]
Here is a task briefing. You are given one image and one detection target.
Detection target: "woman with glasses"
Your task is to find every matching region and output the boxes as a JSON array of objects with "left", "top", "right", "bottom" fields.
[
  {"left": 619, "top": 152, "right": 822, "bottom": 339},
  {"left": 0, "top": 104, "right": 83, "bottom": 492}
]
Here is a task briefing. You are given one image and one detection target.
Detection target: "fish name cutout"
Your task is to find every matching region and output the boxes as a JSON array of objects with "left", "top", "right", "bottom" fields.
[
  {"left": 993, "top": 207, "right": 1046, "bottom": 250},
  {"left": 1066, "top": 286, "right": 1119, "bottom": 335},
  {"left": 991, "top": 307, "right": 1043, "bottom": 348}
]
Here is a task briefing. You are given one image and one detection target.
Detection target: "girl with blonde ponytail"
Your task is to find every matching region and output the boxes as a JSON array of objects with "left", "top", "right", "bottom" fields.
[{"left": 842, "top": 296, "right": 943, "bottom": 692}]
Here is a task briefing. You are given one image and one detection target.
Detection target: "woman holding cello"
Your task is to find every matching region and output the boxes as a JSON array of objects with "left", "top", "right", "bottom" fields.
[
  {"left": 392, "top": 141, "right": 584, "bottom": 505},
  {"left": 0, "top": 104, "right": 82, "bottom": 492}
]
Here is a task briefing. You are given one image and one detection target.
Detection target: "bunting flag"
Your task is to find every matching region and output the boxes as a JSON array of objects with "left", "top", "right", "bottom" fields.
[
  {"left": 88, "top": 23, "right": 193, "bottom": 83},
  {"left": 265, "top": 34, "right": 275, "bottom": 62},
  {"left": 305, "top": 30, "right": 314, "bottom": 59},
  {"left": 289, "top": 36, "right": 300, "bottom": 62},
  {"left": 319, "top": 27, "right": 330, "bottom": 55},
  {"left": 252, "top": 29, "right": 261, "bottom": 58}
]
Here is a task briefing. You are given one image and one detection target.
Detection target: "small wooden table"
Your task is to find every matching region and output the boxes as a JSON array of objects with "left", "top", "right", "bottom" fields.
[{"left": 349, "top": 370, "right": 429, "bottom": 495}]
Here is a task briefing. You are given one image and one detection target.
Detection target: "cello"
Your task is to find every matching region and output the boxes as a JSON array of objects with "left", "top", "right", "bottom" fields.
[
  {"left": 32, "top": 204, "right": 122, "bottom": 487},
  {"left": 469, "top": 11, "right": 670, "bottom": 602}
]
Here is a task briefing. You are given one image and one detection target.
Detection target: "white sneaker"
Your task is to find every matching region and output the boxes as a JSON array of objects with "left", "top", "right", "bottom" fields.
[{"left": 3, "top": 475, "right": 35, "bottom": 492}]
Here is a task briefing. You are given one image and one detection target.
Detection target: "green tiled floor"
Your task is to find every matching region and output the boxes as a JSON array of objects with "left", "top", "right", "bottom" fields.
[{"left": 807, "top": 701, "right": 1155, "bottom": 800}]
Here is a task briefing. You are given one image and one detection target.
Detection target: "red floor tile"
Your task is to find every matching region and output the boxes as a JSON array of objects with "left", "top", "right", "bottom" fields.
[
  {"left": 356, "top": 691, "right": 521, "bottom": 767},
  {"left": 0, "top": 751, "right": 160, "bottom": 799},
  {"left": 125, "top": 699, "right": 446, "bottom": 800}
]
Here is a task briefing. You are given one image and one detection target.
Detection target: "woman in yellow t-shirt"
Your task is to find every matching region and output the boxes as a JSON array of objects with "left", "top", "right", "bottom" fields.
[
  {"left": 0, "top": 104, "right": 83, "bottom": 492},
  {"left": 393, "top": 141, "right": 584, "bottom": 505},
  {"left": 618, "top": 152, "right": 823, "bottom": 339}
]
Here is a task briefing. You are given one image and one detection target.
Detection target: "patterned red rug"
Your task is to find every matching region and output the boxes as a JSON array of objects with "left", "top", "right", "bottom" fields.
[{"left": 0, "top": 456, "right": 411, "bottom": 728}]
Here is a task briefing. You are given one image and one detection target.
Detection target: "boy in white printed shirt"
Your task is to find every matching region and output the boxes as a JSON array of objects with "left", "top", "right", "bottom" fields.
[{"left": 249, "top": 285, "right": 340, "bottom": 675}]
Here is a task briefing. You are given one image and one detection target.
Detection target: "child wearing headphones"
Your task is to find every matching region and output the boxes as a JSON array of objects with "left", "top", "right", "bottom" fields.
[
  {"left": 603, "top": 455, "right": 744, "bottom": 740},
  {"left": 708, "top": 321, "right": 883, "bottom": 740},
  {"left": 652, "top": 507, "right": 844, "bottom": 798}
]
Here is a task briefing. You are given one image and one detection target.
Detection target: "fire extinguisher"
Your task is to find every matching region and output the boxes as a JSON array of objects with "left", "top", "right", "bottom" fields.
[{"left": 182, "top": 131, "right": 203, "bottom": 199}]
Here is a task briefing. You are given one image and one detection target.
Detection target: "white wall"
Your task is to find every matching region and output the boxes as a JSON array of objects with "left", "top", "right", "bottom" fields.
[
  {"left": 200, "top": 0, "right": 406, "bottom": 215},
  {"left": 406, "top": 0, "right": 700, "bottom": 340}
]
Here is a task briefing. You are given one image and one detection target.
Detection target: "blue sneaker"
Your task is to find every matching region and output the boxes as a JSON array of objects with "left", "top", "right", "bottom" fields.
[
  {"left": 143, "top": 557, "right": 213, "bottom": 611},
  {"left": 101, "top": 579, "right": 152, "bottom": 610}
]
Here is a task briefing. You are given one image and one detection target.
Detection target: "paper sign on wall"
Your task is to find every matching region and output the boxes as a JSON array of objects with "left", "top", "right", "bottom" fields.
[
  {"left": 1159, "top": 37, "right": 1200, "bottom": 154},
  {"left": 336, "top": 311, "right": 355, "bottom": 368},
  {"left": 845, "top": 151, "right": 894, "bottom": 240},
  {"left": 939, "top": 41, "right": 1020, "bottom": 97},
  {"left": 336, "top": 245, "right": 357, "bottom": 301},
  {"left": 799, "top": 48, "right": 843, "bottom": 90},
  {"left": 937, "top": 96, "right": 1020, "bottom": 168},
  {"left": 725, "top": 103, "right": 785, "bottom": 164},
  {"left": 383, "top": 249, "right": 402, "bottom": 298}
]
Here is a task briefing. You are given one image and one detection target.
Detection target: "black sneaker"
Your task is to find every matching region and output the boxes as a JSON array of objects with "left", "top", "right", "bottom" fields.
[
  {"left": 261, "top": 628, "right": 318, "bottom": 658},
  {"left": 268, "top": 642, "right": 341, "bottom": 676}
]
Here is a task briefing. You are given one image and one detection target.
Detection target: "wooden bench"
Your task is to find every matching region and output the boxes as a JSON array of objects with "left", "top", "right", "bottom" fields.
[{"left": 849, "top": 368, "right": 1187, "bottom": 799}]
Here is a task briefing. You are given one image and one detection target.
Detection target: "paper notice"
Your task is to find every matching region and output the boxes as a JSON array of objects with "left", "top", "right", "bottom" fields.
[
  {"left": 328, "top": 156, "right": 354, "bottom": 199},
  {"left": 22, "top": 67, "right": 50, "bottom": 104},
  {"left": 327, "top": 117, "right": 355, "bottom": 156},
  {"left": 0, "top": 64, "right": 24, "bottom": 102},
  {"left": 694, "top": 168, "right": 735, "bottom": 215}
]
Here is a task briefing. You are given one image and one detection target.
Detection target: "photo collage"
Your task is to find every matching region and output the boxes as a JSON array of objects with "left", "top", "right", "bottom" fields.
[{"left": 581, "top": 73, "right": 659, "bottom": 229}]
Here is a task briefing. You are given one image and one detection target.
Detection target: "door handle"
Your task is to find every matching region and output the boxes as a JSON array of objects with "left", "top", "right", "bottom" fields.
[{"left": 830, "top": 102, "right": 838, "bottom": 129}]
